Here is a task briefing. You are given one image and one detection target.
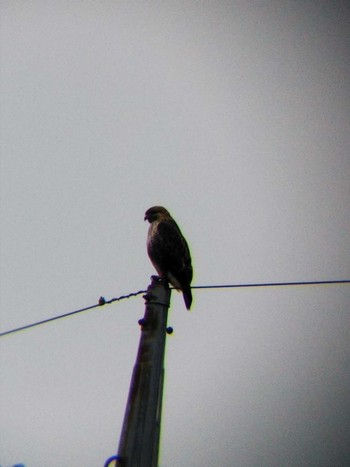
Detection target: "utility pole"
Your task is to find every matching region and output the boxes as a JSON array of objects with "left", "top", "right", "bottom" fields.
[{"left": 114, "top": 276, "right": 171, "bottom": 467}]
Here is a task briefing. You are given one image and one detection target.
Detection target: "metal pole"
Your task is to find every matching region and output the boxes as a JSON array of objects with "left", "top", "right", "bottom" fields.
[{"left": 116, "top": 276, "right": 171, "bottom": 466}]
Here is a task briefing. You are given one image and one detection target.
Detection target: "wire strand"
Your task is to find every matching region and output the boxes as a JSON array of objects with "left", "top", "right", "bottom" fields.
[
  {"left": 0, "top": 280, "right": 349, "bottom": 338},
  {"left": 0, "top": 290, "right": 147, "bottom": 338},
  {"left": 191, "top": 279, "right": 350, "bottom": 289}
]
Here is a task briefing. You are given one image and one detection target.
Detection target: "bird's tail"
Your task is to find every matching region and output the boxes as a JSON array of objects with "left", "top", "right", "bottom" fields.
[{"left": 182, "top": 286, "right": 192, "bottom": 310}]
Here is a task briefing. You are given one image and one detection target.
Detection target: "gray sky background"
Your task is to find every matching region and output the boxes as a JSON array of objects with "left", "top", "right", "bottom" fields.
[{"left": 1, "top": 1, "right": 349, "bottom": 466}]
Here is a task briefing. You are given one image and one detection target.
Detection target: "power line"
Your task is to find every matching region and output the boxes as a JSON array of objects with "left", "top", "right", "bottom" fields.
[
  {"left": 191, "top": 279, "right": 350, "bottom": 289},
  {"left": 0, "top": 279, "right": 349, "bottom": 338},
  {"left": 0, "top": 290, "right": 147, "bottom": 338}
]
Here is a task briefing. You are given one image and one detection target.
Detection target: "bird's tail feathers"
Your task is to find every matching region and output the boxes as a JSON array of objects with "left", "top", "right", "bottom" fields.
[{"left": 182, "top": 287, "right": 192, "bottom": 310}]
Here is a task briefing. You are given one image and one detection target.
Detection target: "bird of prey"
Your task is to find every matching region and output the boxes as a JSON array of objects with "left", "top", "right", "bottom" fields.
[{"left": 144, "top": 206, "right": 193, "bottom": 310}]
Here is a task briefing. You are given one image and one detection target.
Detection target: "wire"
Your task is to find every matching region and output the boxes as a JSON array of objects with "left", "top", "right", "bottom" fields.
[
  {"left": 0, "top": 290, "right": 147, "bottom": 338},
  {"left": 191, "top": 279, "right": 350, "bottom": 289},
  {"left": 0, "top": 280, "right": 349, "bottom": 338}
]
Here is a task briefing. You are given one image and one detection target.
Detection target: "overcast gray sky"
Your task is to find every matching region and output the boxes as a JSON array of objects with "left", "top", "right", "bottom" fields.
[{"left": 1, "top": 1, "right": 349, "bottom": 466}]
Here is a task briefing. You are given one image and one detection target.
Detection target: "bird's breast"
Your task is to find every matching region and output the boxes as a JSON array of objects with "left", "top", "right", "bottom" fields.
[{"left": 147, "top": 222, "right": 159, "bottom": 252}]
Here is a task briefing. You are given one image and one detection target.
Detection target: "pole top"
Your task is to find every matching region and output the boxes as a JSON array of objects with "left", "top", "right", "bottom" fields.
[{"left": 143, "top": 276, "right": 171, "bottom": 308}]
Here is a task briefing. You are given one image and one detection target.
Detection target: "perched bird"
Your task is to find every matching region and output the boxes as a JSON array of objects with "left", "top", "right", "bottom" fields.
[{"left": 144, "top": 206, "right": 193, "bottom": 309}]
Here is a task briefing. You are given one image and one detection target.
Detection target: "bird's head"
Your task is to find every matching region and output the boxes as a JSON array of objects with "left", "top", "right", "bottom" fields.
[{"left": 144, "top": 206, "right": 171, "bottom": 223}]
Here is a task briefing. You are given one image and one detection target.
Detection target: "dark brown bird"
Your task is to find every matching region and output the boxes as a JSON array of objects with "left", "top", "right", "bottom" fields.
[{"left": 144, "top": 206, "right": 193, "bottom": 309}]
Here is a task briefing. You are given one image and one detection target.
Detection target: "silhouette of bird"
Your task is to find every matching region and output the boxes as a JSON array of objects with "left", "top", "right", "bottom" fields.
[{"left": 145, "top": 206, "right": 193, "bottom": 309}]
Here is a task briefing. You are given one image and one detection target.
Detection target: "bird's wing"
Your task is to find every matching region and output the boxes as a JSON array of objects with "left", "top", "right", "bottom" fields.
[{"left": 155, "top": 220, "right": 192, "bottom": 285}]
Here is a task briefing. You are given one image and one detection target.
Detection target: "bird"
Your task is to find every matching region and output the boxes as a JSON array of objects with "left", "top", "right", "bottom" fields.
[{"left": 144, "top": 206, "right": 193, "bottom": 310}]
